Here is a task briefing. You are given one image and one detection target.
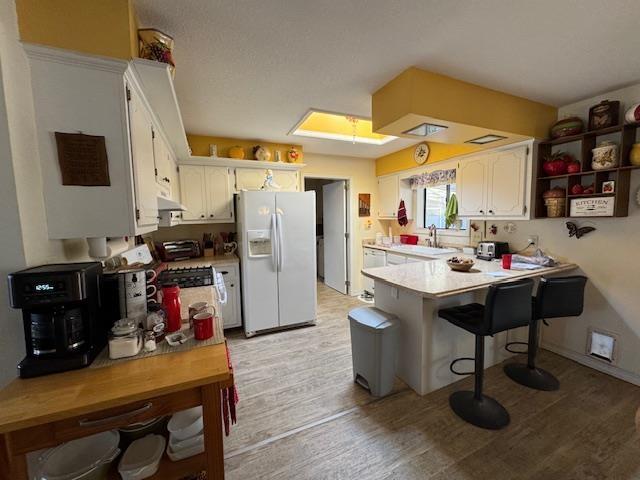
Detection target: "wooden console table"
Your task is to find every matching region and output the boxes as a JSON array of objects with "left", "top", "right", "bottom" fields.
[{"left": 0, "top": 344, "right": 232, "bottom": 480}]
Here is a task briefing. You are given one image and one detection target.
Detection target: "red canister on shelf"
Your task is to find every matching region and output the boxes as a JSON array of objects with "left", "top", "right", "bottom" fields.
[
  {"left": 193, "top": 312, "right": 214, "bottom": 340},
  {"left": 162, "top": 283, "right": 182, "bottom": 333}
]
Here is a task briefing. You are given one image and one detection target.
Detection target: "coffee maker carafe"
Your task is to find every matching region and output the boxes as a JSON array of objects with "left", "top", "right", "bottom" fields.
[{"left": 8, "top": 262, "right": 105, "bottom": 378}]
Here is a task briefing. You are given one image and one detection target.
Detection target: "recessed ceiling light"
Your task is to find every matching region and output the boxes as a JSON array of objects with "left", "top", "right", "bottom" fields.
[
  {"left": 466, "top": 134, "right": 507, "bottom": 144},
  {"left": 289, "top": 110, "right": 397, "bottom": 145},
  {"left": 402, "top": 123, "right": 448, "bottom": 137}
]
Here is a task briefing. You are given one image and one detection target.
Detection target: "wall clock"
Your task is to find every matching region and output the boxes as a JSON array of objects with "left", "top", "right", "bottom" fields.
[{"left": 414, "top": 142, "right": 430, "bottom": 165}]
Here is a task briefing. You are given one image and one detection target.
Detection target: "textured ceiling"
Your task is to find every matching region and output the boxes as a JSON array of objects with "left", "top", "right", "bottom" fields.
[{"left": 135, "top": 0, "right": 640, "bottom": 158}]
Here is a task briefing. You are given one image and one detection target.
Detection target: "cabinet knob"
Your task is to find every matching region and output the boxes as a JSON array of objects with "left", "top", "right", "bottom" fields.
[
  {"left": 230, "top": 284, "right": 234, "bottom": 287},
  {"left": 163, "top": 177, "right": 170, "bottom": 183},
  {"left": 479, "top": 210, "right": 484, "bottom": 214},
  {"left": 200, "top": 215, "right": 205, "bottom": 218},
  {"left": 489, "top": 210, "right": 494, "bottom": 214},
  {"left": 210, "top": 214, "right": 214, "bottom": 218}
]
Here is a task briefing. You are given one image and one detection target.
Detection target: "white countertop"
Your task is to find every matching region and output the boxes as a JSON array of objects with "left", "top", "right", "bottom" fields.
[
  {"left": 363, "top": 243, "right": 458, "bottom": 259},
  {"left": 362, "top": 256, "right": 578, "bottom": 299}
]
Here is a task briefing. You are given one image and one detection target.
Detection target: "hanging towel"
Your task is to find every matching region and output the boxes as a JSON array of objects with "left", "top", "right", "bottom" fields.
[
  {"left": 397, "top": 200, "right": 408, "bottom": 226},
  {"left": 445, "top": 193, "right": 458, "bottom": 228}
]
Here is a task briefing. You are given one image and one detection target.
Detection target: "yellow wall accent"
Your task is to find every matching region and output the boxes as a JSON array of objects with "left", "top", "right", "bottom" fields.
[
  {"left": 16, "top": 0, "right": 138, "bottom": 59},
  {"left": 298, "top": 111, "right": 390, "bottom": 141},
  {"left": 372, "top": 67, "right": 557, "bottom": 141},
  {"left": 376, "top": 142, "right": 479, "bottom": 176},
  {"left": 187, "top": 134, "right": 304, "bottom": 162}
]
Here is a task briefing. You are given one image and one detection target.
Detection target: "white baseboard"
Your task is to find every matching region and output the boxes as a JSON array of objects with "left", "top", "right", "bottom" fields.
[{"left": 542, "top": 341, "right": 640, "bottom": 387}]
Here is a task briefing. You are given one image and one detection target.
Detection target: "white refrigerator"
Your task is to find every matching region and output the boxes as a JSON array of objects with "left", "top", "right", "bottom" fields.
[{"left": 237, "top": 191, "right": 317, "bottom": 336}]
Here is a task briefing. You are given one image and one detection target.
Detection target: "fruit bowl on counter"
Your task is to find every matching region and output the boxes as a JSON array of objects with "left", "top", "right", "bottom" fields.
[{"left": 447, "top": 256, "right": 475, "bottom": 272}]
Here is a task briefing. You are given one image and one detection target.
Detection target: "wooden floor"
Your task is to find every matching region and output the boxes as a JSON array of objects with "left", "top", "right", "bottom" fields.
[{"left": 224, "top": 283, "right": 640, "bottom": 479}]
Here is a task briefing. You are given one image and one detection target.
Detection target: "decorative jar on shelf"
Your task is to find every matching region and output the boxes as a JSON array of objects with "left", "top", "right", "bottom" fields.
[
  {"left": 591, "top": 141, "right": 618, "bottom": 170},
  {"left": 630, "top": 143, "right": 640, "bottom": 166},
  {"left": 542, "top": 187, "right": 566, "bottom": 218}
]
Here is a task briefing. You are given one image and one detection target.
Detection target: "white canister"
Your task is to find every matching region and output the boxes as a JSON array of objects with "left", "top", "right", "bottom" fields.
[{"left": 109, "top": 319, "right": 143, "bottom": 360}]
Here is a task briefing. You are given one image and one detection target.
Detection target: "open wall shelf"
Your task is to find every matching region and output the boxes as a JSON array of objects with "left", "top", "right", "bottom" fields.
[{"left": 534, "top": 122, "right": 640, "bottom": 219}]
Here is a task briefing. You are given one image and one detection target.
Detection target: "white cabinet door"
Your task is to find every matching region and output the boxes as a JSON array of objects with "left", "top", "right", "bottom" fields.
[
  {"left": 378, "top": 175, "right": 399, "bottom": 218},
  {"left": 154, "top": 132, "right": 173, "bottom": 194},
  {"left": 487, "top": 147, "right": 527, "bottom": 216},
  {"left": 127, "top": 87, "right": 158, "bottom": 228},
  {"left": 272, "top": 170, "right": 299, "bottom": 191},
  {"left": 457, "top": 154, "right": 488, "bottom": 217},
  {"left": 205, "top": 166, "right": 233, "bottom": 221},
  {"left": 218, "top": 265, "right": 241, "bottom": 328},
  {"left": 167, "top": 155, "right": 180, "bottom": 202},
  {"left": 235, "top": 168, "right": 266, "bottom": 191},
  {"left": 180, "top": 165, "right": 207, "bottom": 221},
  {"left": 386, "top": 253, "right": 407, "bottom": 265}
]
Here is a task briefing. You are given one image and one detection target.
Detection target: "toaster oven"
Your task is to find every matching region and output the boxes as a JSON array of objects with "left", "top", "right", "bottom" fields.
[{"left": 156, "top": 240, "right": 202, "bottom": 262}]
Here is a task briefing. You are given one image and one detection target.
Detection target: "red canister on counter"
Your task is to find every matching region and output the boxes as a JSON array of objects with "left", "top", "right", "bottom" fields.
[
  {"left": 192, "top": 312, "right": 214, "bottom": 340},
  {"left": 162, "top": 283, "right": 182, "bottom": 333}
]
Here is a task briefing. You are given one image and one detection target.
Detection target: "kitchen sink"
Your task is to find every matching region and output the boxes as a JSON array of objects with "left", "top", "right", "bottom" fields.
[{"left": 392, "top": 245, "right": 457, "bottom": 256}]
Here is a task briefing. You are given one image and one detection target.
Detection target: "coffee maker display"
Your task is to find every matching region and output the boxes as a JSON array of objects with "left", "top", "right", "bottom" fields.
[{"left": 8, "top": 262, "right": 105, "bottom": 378}]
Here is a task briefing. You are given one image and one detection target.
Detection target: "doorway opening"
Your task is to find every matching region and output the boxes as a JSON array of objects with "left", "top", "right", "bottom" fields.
[{"left": 304, "top": 176, "right": 351, "bottom": 296}]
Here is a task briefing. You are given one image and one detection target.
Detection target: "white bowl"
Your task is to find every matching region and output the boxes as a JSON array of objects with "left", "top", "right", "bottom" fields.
[
  {"left": 118, "top": 434, "right": 165, "bottom": 480},
  {"left": 166, "top": 441, "right": 205, "bottom": 462},
  {"left": 167, "top": 406, "right": 203, "bottom": 441},
  {"left": 169, "top": 429, "right": 204, "bottom": 452}
]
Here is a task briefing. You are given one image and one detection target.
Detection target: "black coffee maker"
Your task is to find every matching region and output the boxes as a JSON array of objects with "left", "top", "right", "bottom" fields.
[{"left": 8, "top": 262, "right": 106, "bottom": 378}]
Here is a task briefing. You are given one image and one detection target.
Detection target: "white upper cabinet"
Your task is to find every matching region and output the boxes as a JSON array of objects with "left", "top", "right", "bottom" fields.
[
  {"left": 127, "top": 86, "right": 159, "bottom": 228},
  {"left": 234, "top": 168, "right": 268, "bottom": 192},
  {"left": 25, "top": 44, "right": 188, "bottom": 238},
  {"left": 457, "top": 144, "right": 530, "bottom": 219},
  {"left": 378, "top": 175, "right": 399, "bottom": 218},
  {"left": 179, "top": 165, "right": 207, "bottom": 221},
  {"left": 377, "top": 174, "right": 413, "bottom": 220},
  {"left": 180, "top": 165, "right": 233, "bottom": 223},
  {"left": 205, "top": 166, "right": 234, "bottom": 221},
  {"left": 487, "top": 147, "right": 526, "bottom": 216},
  {"left": 457, "top": 154, "right": 489, "bottom": 216},
  {"left": 271, "top": 170, "right": 300, "bottom": 192}
]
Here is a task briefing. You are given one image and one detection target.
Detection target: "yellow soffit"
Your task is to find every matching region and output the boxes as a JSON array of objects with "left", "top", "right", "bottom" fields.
[
  {"left": 290, "top": 110, "right": 396, "bottom": 145},
  {"left": 372, "top": 67, "right": 558, "bottom": 146}
]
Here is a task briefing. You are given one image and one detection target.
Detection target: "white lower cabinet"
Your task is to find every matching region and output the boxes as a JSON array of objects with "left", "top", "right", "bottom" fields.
[
  {"left": 218, "top": 263, "right": 242, "bottom": 329},
  {"left": 179, "top": 165, "right": 233, "bottom": 223}
]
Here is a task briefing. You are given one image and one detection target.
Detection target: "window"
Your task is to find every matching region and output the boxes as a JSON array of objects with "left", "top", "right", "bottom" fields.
[{"left": 420, "top": 184, "right": 468, "bottom": 231}]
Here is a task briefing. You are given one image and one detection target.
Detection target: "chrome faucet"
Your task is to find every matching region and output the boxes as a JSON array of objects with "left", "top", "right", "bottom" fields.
[{"left": 428, "top": 224, "right": 437, "bottom": 248}]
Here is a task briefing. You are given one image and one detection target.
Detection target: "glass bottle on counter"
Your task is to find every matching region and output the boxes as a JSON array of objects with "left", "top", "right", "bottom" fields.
[
  {"left": 108, "top": 319, "right": 143, "bottom": 359},
  {"left": 162, "top": 283, "right": 182, "bottom": 333}
]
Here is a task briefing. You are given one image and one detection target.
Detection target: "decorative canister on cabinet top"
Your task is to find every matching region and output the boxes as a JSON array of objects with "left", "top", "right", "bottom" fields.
[
  {"left": 138, "top": 29, "right": 175, "bottom": 75},
  {"left": 630, "top": 143, "right": 640, "bottom": 166},
  {"left": 591, "top": 141, "right": 618, "bottom": 170}
]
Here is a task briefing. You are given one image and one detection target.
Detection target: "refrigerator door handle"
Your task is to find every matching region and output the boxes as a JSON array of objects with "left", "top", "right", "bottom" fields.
[
  {"left": 276, "top": 213, "right": 284, "bottom": 272},
  {"left": 271, "top": 213, "right": 279, "bottom": 272}
]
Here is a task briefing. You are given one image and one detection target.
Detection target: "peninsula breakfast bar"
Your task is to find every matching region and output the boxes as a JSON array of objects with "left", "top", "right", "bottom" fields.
[{"left": 362, "top": 255, "right": 577, "bottom": 395}]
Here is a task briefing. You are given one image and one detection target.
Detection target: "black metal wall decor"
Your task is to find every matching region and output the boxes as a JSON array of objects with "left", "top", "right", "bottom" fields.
[{"left": 566, "top": 221, "right": 596, "bottom": 239}]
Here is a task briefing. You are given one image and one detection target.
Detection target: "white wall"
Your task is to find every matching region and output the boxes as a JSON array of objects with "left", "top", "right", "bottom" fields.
[
  {"left": 489, "top": 84, "right": 640, "bottom": 383},
  {"left": 302, "top": 153, "right": 383, "bottom": 295}
]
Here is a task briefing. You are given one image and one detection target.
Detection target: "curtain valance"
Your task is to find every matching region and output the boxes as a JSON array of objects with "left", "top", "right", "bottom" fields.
[{"left": 409, "top": 168, "right": 456, "bottom": 189}]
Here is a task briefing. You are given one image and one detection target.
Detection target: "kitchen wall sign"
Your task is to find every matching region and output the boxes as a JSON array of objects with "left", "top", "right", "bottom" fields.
[
  {"left": 569, "top": 197, "right": 615, "bottom": 217},
  {"left": 55, "top": 132, "right": 110, "bottom": 186}
]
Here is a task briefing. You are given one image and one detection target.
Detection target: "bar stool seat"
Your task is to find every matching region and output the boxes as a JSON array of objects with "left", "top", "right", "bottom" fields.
[
  {"left": 439, "top": 303, "right": 486, "bottom": 334},
  {"left": 439, "top": 279, "right": 534, "bottom": 430}
]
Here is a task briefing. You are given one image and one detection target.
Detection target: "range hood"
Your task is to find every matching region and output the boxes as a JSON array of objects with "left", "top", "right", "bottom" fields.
[{"left": 157, "top": 195, "right": 186, "bottom": 211}]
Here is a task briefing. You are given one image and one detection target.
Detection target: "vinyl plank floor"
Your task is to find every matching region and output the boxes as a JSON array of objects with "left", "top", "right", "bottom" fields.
[{"left": 223, "top": 282, "right": 640, "bottom": 479}]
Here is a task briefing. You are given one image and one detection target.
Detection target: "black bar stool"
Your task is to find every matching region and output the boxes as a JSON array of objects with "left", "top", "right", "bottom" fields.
[
  {"left": 504, "top": 276, "right": 587, "bottom": 391},
  {"left": 439, "top": 279, "right": 534, "bottom": 430}
]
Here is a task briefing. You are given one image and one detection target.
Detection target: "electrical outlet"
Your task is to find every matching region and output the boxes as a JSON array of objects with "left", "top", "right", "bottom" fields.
[{"left": 527, "top": 235, "right": 539, "bottom": 247}]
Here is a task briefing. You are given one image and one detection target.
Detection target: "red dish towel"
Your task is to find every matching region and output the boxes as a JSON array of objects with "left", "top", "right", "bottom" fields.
[
  {"left": 222, "top": 342, "right": 239, "bottom": 436},
  {"left": 397, "top": 200, "right": 408, "bottom": 226}
]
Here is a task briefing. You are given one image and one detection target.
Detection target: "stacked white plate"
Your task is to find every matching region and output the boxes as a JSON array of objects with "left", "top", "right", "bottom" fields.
[{"left": 166, "top": 407, "right": 205, "bottom": 461}]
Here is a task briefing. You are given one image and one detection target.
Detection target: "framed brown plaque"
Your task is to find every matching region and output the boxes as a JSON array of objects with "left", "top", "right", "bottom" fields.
[
  {"left": 55, "top": 132, "right": 110, "bottom": 186},
  {"left": 358, "top": 193, "right": 371, "bottom": 217}
]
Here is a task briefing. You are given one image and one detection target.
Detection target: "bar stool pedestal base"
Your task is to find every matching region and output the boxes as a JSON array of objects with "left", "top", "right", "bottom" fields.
[
  {"left": 504, "top": 363, "right": 559, "bottom": 391},
  {"left": 449, "top": 391, "right": 510, "bottom": 430}
]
